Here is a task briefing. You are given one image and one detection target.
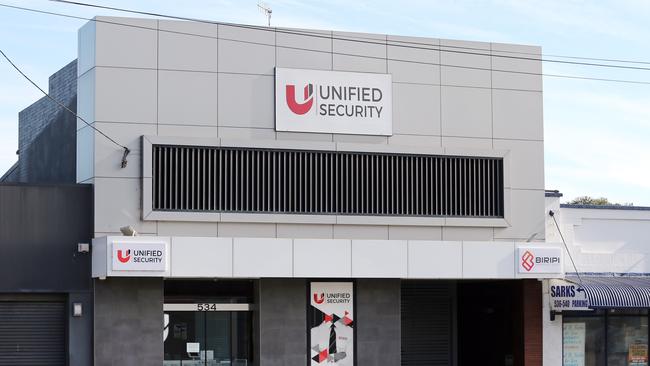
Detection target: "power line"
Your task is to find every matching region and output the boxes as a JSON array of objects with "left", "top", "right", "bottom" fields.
[
  {"left": 4, "top": 3, "right": 650, "bottom": 86},
  {"left": 0, "top": 48, "right": 131, "bottom": 168},
  {"left": 549, "top": 210, "right": 583, "bottom": 286},
  {"left": 48, "top": 0, "right": 650, "bottom": 73}
]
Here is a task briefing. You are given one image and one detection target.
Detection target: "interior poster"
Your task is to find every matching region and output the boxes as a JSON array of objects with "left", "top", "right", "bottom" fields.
[
  {"left": 563, "top": 323, "right": 586, "bottom": 366},
  {"left": 629, "top": 343, "right": 648, "bottom": 366},
  {"left": 310, "top": 282, "right": 354, "bottom": 365}
]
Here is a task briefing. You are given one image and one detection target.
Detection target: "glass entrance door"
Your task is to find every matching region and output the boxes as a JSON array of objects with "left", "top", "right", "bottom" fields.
[{"left": 163, "top": 304, "right": 252, "bottom": 366}]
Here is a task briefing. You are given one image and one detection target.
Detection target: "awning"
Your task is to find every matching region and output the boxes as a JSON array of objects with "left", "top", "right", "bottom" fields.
[{"left": 567, "top": 276, "right": 650, "bottom": 308}]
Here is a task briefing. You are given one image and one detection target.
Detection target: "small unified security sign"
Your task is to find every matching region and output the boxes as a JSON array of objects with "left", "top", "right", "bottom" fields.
[
  {"left": 549, "top": 279, "right": 590, "bottom": 311},
  {"left": 112, "top": 242, "right": 166, "bottom": 271},
  {"left": 517, "top": 246, "right": 563, "bottom": 274},
  {"left": 275, "top": 68, "right": 392, "bottom": 136}
]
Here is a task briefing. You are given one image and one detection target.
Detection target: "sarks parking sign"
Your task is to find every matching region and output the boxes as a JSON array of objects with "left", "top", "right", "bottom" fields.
[{"left": 275, "top": 68, "right": 392, "bottom": 136}]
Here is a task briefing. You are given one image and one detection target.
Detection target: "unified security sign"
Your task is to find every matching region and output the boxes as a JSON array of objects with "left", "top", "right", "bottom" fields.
[
  {"left": 517, "top": 247, "right": 563, "bottom": 274},
  {"left": 275, "top": 68, "right": 392, "bottom": 136},
  {"left": 112, "top": 242, "right": 166, "bottom": 271},
  {"left": 309, "top": 282, "right": 354, "bottom": 365}
]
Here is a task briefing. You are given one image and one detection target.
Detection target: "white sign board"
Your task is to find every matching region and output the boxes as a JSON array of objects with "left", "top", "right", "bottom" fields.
[
  {"left": 550, "top": 279, "right": 591, "bottom": 311},
  {"left": 309, "top": 282, "right": 354, "bottom": 365},
  {"left": 517, "top": 246, "right": 563, "bottom": 274},
  {"left": 186, "top": 342, "right": 200, "bottom": 354},
  {"left": 563, "top": 322, "right": 586, "bottom": 366},
  {"left": 275, "top": 68, "right": 392, "bottom": 136},
  {"left": 112, "top": 242, "right": 166, "bottom": 271}
]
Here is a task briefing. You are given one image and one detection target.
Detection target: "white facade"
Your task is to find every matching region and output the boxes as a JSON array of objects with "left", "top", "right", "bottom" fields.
[
  {"left": 93, "top": 235, "right": 563, "bottom": 280},
  {"left": 542, "top": 194, "right": 650, "bottom": 365},
  {"left": 546, "top": 196, "right": 650, "bottom": 274},
  {"left": 78, "top": 16, "right": 546, "bottom": 246},
  {"left": 76, "top": 17, "right": 554, "bottom": 365}
]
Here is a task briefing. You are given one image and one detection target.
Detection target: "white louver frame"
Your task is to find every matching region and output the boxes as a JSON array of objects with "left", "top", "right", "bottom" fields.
[{"left": 142, "top": 136, "right": 511, "bottom": 227}]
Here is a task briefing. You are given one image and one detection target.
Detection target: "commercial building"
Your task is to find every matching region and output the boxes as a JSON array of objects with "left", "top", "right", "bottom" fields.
[
  {"left": 0, "top": 184, "right": 93, "bottom": 365},
  {"left": 544, "top": 192, "right": 650, "bottom": 365},
  {"left": 3, "top": 16, "right": 557, "bottom": 366}
]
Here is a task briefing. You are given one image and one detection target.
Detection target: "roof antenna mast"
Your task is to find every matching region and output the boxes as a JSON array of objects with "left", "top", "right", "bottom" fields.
[{"left": 257, "top": 1, "right": 272, "bottom": 27}]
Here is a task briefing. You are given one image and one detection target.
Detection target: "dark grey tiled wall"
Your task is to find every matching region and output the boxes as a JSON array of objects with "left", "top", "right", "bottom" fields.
[{"left": 94, "top": 278, "right": 164, "bottom": 366}]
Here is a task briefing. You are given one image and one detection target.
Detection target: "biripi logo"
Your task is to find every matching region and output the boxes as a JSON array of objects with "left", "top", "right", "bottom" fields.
[
  {"left": 117, "top": 249, "right": 131, "bottom": 263},
  {"left": 521, "top": 250, "right": 535, "bottom": 272},
  {"left": 313, "top": 292, "right": 325, "bottom": 304}
]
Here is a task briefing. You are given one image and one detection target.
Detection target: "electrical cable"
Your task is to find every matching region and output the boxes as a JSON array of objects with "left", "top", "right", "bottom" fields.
[
  {"left": 0, "top": 48, "right": 130, "bottom": 168},
  {"left": 549, "top": 210, "right": 583, "bottom": 286},
  {"left": 47, "top": 0, "right": 650, "bottom": 73},
  {"left": 4, "top": 3, "right": 650, "bottom": 86}
]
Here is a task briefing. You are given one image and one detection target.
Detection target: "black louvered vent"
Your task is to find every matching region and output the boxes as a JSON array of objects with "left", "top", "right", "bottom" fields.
[
  {"left": 152, "top": 145, "right": 504, "bottom": 217},
  {"left": 0, "top": 302, "right": 65, "bottom": 366},
  {"left": 401, "top": 282, "right": 453, "bottom": 366}
]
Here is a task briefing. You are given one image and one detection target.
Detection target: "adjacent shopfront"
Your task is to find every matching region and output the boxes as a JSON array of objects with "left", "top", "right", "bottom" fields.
[
  {"left": 551, "top": 277, "right": 650, "bottom": 366},
  {"left": 543, "top": 194, "right": 650, "bottom": 366}
]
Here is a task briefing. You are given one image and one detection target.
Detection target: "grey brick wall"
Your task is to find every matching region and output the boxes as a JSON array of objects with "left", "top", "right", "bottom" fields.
[{"left": 12, "top": 59, "right": 77, "bottom": 182}]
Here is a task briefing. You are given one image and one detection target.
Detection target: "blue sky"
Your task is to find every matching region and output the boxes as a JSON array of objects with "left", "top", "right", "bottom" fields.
[{"left": 1, "top": 0, "right": 650, "bottom": 204}]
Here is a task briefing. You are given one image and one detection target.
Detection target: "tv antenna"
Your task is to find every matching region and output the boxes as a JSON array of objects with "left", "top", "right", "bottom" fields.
[{"left": 257, "top": 1, "right": 272, "bottom": 27}]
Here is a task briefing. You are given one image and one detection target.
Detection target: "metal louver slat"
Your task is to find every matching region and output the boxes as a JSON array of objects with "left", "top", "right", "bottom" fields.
[{"left": 152, "top": 145, "right": 504, "bottom": 218}]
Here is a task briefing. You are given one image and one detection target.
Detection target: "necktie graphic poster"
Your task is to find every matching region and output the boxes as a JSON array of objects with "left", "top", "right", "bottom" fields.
[{"left": 310, "top": 282, "right": 354, "bottom": 365}]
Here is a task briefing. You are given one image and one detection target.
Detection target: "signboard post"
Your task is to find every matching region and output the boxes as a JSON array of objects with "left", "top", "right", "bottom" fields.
[
  {"left": 275, "top": 68, "right": 392, "bottom": 136},
  {"left": 309, "top": 282, "right": 355, "bottom": 365}
]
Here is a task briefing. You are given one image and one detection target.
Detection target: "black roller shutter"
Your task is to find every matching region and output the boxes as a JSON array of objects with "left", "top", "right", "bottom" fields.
[
  {"left": 401, "top": 282, "right": 453, "bottom": 366},
  {"left": 0, "top": 302, "right": 66, "bottom": 365}
]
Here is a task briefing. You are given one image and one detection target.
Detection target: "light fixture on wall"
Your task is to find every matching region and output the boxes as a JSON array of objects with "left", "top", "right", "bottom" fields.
[
  {"left": 120, "top": 226, "right": 138, "bottom": 236},
  {"left": 77, "top": 243, "right": 90, "bottom": 253},
  {"left": 72, "top": 303, "right": 83, "bottom": 317}
]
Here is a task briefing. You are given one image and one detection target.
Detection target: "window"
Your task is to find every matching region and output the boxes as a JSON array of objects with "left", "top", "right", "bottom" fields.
[
  {"left": 563, "top": 310, "right": 649, "bottom": 366},
  {"left": 163, "top": 311, "right": 252, "bottom": 365},
  {"left": 607, "top": 316, "right": 648, "bottom": 366},
  {"left": 163, "top": 280, "right": 254, "bottom": 366},
  {"left": 563, "top": 315, "right": 606, "bottom": 366}
]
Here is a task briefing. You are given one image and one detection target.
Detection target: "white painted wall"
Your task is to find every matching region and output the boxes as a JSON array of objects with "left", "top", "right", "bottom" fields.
[
  {"left": 546, "top": 196, "right": 650, "bottom": 274},
  {"left": 77, "top": 16, "right": 546, "bottom": 243},
  {"left": 93, "top": 236, "right": 563, "bottom": 279}
]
